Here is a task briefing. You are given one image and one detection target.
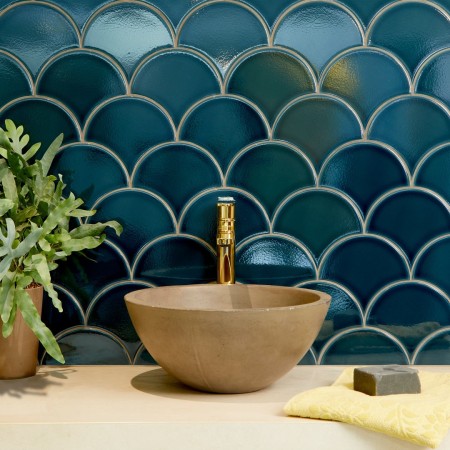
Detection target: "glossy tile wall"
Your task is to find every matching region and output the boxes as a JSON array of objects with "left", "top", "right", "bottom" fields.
[{"left": 1, "top": 0, "right": 449, "bottom": 365}]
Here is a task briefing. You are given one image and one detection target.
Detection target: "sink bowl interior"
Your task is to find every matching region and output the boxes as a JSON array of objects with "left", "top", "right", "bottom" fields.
[{"left": 125, "top": 284, "right": 330, "bottom": 394}]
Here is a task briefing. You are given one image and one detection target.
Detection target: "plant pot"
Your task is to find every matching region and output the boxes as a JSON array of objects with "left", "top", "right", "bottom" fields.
[{"left": 0, "top": 285, "right": 43, "bottom": 379}]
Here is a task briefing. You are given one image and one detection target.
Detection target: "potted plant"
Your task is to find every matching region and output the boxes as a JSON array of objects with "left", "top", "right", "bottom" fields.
[{"left": 0, "top": 120, "right": 122, "bottom": 379}]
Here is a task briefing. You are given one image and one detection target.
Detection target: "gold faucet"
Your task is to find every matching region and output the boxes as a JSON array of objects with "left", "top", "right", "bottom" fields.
[{"left": 217, "top": 197, "right": 235, "bottom": 284}]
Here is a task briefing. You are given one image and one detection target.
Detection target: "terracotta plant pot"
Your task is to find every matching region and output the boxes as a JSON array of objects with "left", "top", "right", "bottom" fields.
[{"left": 0, "top": 285, "right": 43, "bottom": 379}]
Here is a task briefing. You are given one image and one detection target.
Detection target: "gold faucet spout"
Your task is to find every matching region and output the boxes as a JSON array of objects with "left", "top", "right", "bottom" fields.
[{"left": 217, "top": 197, "right": 235, "bottom": 284}]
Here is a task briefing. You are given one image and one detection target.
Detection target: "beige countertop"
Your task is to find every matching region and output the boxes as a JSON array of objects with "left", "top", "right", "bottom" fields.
[{"left": 0, "top": 365, "right": 449, "bottom": 450}]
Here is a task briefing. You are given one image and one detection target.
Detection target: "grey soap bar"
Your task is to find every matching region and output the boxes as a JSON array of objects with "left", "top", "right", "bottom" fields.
[{"left": 354, "top": 365, "right": 421, "bottom": 396}]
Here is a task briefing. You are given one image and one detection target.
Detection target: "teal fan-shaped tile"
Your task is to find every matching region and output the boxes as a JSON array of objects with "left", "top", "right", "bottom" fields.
[
  {"left": 227, "top": 142, "right": 315, "bottom": 217},
  {"left": 51, "top": 143, "right": 128, "bottom": 209},
  {"left": 91, "top": 189, "right": 175, "bottom": 260},
  {"left": 339, "top": 0, "right": 394, "bottom": 26},
  {"left": 298, "top": 350, "right": 316, "bottom": 365},
  {"left": 85, "top": 97, "right": 174, "bottom": 172},
  {"left": 134, "top": 236, "right": 216, "bottom": 286},
  {"left": 53, "top": 243, "right": 130, "bottom": 310},
  {"left": 132, "top": 50, "right": 220, "bottom": 126},
  {"left": 146, "top": 0, "right": 206, "bottom": 28},
  {"left": 43, "top": 328, "right": 131, "bottom": 365},
  {"left": 37, "top": 51, "right": 127, "bottom": 124},
  {"left": 83, "top": 3, "right": 173, "bottom": 77},
  {"left": 178, "top": 2, "right": 268, "bottom": 74},
  {"left": 41, "top": 287, "right": 84, "bottom": 336},
  {"left": 180, "top": 189, "right": 269, "bottom": 247},
  {"left": 320, "top": 329, "right": 408, "bottom": 365},
  {"left": 321, "top": 48, "right": 409, "bottom": 124},
  {"left": 300, "top": 281, "right": 362, "bottom": 351},
  {"left": 320, "top": 142, "right": 409, "bottom": 215},
  {"left": 367, "top": 96, "right": 450, "bottom": 170},
  {"left": 416, "top": 144, "right": 450, "bottom": 203},
  {"left": 179, "top": 96, "right": 268, "bottom": 171},
  {"left": 0, "top": 98, "right": 79, "bottom": 153},
  {"left": 87, "top": 282, "right": 149, "bottom": 346},
  {"left": 0, "top": 52, "right": 32, "bottom": 105},
  {"left": 368, "top": 2, "right": 450, "bottom": 75},
  {"left": 240, "top": 0, "right": 295, "bottom": 27},
  {"left": 0, "top": 0, "right": 23, "bottom": 11},
  {"left": 133, "top": 346, "right": 157, "bottom": 365},
  {"left": 0, "top": 3, "right": 78, "bottom": 77},
  {"left": 414, "top": 330, "right": 450, "bottom": 364},
  {"left": 414, "top": 236, "right": 450, "bottom": 297},
  {"left": 45, "top": 0, "right": 112, "bottom": 30},
  {"left": 273, "top": 95, "right": 362, "bottom": 170},
  {"left": 273, "top": 2, "right": 362, "bottom": 75},
  {"left": 235, "top": 235, "right": 316, "bottom": 285},
  {"left": 366, "top": 281, "right": 450, "bottom": 352},
  {"left": 416, "top": 49, "right": 450, "bottom": 109},
  {"left": 226, "top": 49, "right": 315, "bottom": 124},
  {"left": 273, "top": 189, "right": 362, "bottom": 260},
  {"left": 367, "top": 188, "right": 450, "bottom": 260},
  {"left": 320, "top": 235, "right": 409, "bottom": 308},
  {"left": 132, "top": 143, "right": 221, "bottom": 216}
]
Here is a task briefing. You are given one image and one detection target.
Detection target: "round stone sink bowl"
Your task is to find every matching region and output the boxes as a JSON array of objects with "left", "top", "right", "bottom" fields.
[{"left": 125, "top": 284, "right": 330, "bottom": 394}]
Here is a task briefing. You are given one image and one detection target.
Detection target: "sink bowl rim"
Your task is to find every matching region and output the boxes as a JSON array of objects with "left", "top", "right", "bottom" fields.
[{"left": 124, "top": 284, "right": 331, "bottom": 313}]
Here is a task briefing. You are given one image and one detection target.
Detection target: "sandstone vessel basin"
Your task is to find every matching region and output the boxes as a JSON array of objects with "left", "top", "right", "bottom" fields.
[{"left": 125, "top": 284, "right": 330, "bottom": 394}]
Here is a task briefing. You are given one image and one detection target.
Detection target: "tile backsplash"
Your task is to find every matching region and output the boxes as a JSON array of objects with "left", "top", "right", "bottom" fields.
[{"left": 1, "top": 0, "right": 450, "bottom": 365}]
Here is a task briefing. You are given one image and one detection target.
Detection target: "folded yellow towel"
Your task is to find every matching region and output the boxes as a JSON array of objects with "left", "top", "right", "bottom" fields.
[{"left": 284, "top": 368, "right": 450, "bottom": 448}]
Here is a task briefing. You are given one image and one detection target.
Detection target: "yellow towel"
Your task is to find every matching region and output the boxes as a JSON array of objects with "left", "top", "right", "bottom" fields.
[{"left": 284, "top": 368, "right": 450, "bottom": 448}]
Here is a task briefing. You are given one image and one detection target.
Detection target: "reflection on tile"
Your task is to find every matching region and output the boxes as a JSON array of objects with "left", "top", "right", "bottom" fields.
[
  {"left": 320, "top": 142, "right": 409, "bottom": 215},
  {"left": 0, "top": 3, "right": 78, "bottom": 76},
  {"left": 274, "top": 2, "right": 362, "bottom": 74},
  {"left": 178, "top": 2, "right": 267, "bottom": 73},
  {"left": 236, "top": 235, "right": 316, "bottom": 285},
  {"left": 83, "top": 2, "right": 173, "bottom": 77}
]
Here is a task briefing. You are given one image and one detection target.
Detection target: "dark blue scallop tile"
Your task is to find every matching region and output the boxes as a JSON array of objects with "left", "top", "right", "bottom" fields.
[
  {"left": 367, "top": 189, "right": 450, "bottom": 261},
  {"left": 37, "top": 51, "right": 127, "bottom": 124},
  {"left": 45, "top": 0, "right": 112, "bottom": 30},
  {"left": 0, "top": 98, "right": 79, "bottom": 154},
  {"left": 273, "top": 96, "right": 362, "bottom": 170},
  {"left": 43, "top": 328, "right": 131, "bottom": 365},
  {"left": 414, "top": 236, "right": 450, "bottom": 297},
  {"left": 0, "top": 0, "right": 24, "bottom": 11},
  {"left": 368, "top": 2, "right": 450, "bottom": 74},
  {"left": 133, "top": 345, "right": 158, "bottom": 365},
  {"left": 87, "top": 282, "right": 149, "bottom": 345},
  {"left": 84, "top": 3, "right": 173, "bottom": 77},
  {"left": 226, "top": 49, "right": 315, "bottom": 124},
  {"left": 320, "top": 235, "right": 409, "bottom": 308},
  {"left": 416, "top": 145, "right": 450, "bottom": 204},
  {"left": 85, "top": 97, "right": 174, "bottom": 172},
  {"left": 134, "top": 236, "right": 216, "bottom": 285},
  {"left": 301, "top": 281, "right": 362, "bottom": 351},
  {"left": 320, "top": 329, "right": 409, "bottom": 365},
  {"left": 41, "top": 287, "right": 84, "bottom": 336},
  {"left": 92, "top": 189, "right": 175, "bottom": 260},
  {"left": 178, "top": 2, "right": 267, "bottom": 74},
  {"left": 145, "top": 0, "right": 206, "bottom": 28},
  {"left": 298, "top": 349, "right": 316, "bottom": 365},
  {"left": 180, "top": 189, "right": 269, "bottom": 247},
  {"left": 339, "top": 0, "right": 394, "bottom": 26},
  {"left": 416, "top": 49, "right": 450, "bottom": 109},
  {"left": 240, "top": 0, "right": 295, "bottom": 27},
  {"left": 132, "top": 50, "right": 220, "bottom": 126},
  {"left": 51, "top": 143, "right": 128, "bottom": 209},
  {"left": 0, "top": 52, "right": 32, "bottom": 106},
  {"left": 321, "top": 48, "right": 409, "bottom": 124},
  {"left": 367, "top": 96, "right": 450, "bottom": 171},
  {"left": 367, "top": 282, "right": 450, "bottom": 352},
  {"left": 437, "top": 0, "right": 450, "bottom": 14},
  {"left": 236, "top": 236, "right": 316, "bottom": 285},
  {"left": 179, "top": 97, "right": 268, "bottom": 171},
  {"left": 274, "top": 190, "right": 362, "bottom": 260},
  {"left": 320, "top": 142, "right": 409, "bottom": 215},
  {"left": 227, "top": 142, "right": 315, "bottom": 217},
  {"left": 0, "top": 3, "right": 78, "bottom": 77},
  {"left": 274, "top": 2, "right": 362, "bottom": 75},
  {"left": 133, "top": 143, "right": 221, "bottom": 216},
  {"left": 414, "top": 331, "right": 450, "bottom": 364}
]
